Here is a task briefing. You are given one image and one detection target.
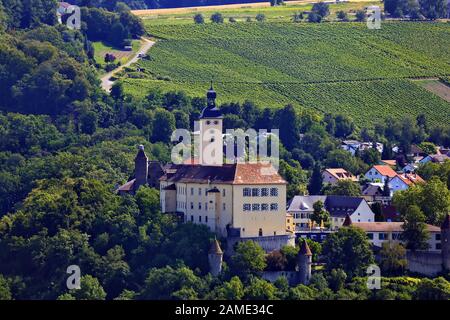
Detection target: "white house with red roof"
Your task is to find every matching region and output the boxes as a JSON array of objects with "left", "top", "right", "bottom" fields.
[
  {"left": 364, "top": 165, "right": 398, "bottom": 183},
  {"left": 388, "top": 173, "right": 425, "bottom": 193},
  {"left": 322, "top": 168, "right": 358, "bottom": 185}
]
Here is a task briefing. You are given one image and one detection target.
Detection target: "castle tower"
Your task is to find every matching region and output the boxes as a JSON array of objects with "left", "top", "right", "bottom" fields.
[
  {"left": 208, "top": 238, "right": 223, "bottom": 276},
  {"left": 134, "top": 145, "right": 148, "bottom": 191},
  {"left": 297, "top": 239, "right": 312, "bottom": 285},
  {"left": 199, "top": 85, "right": 223, "bottom": 166},
  {"left": 441, "top": 214, "right": 450, "bottom": 271}
]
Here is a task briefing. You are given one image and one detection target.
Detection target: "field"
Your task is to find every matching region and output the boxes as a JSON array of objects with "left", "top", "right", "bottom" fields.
[
  {"left": 139, "top": 1, "right": 380, "bottom": 26},
  {"left": 121, "top": 20, "right": 450, "bottom": 128},
  {"left": 93, "top": 40, "right": 141, "bottom": 68}
]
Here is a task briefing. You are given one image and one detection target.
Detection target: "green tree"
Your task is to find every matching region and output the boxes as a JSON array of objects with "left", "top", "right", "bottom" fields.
[
  {"left": 211, "top": 276, "right": 244, "bottom": 300},
  {"left": 289, "top": 284, "right": 318, "bottom": 300},
  {"left": 322, "top": 226, "right": 374, "bottom": 278},
  {"left": 71, "top": 275, "right": 107, "bottom": 300},
  {"left": 111, "top": 82, "right": 124, "bottom": 100},
  {"left": 0, "top": 275, "right": 12, "bottom": 300},
  {"left": 355, "top": 10, "right": 367, "bottom": 21},
  {"left": 210, "top": 12, "right": 224, "bottom": 23},
  {"left": 152, "top": 108, "right": 176, "bottom": 143},
  {"left": 419, "top": 0, "right": 447, "bottom": 19},
  {"left": 244, "top": 277, "right": 277, "bottom": 300},
  {"left": 256, "top": 14, "right": 266, "bottom": 22},
  {"left": 308, "top": 164, "right": 323, "bottom": 195},
  {"left": 311, "top": 200, "right": 330, "bottom": 225},
  {"left": 80, "top": 111, "right": 97, "bottom": 135},
  {"left": 324, "top": 180, "right": 362, "bottom": 197},
  {"left": 193, "top": 13, "right": 204, "bottom": 24},
  {"left": 418, "top": 142, "right": 436, "bottom": 155},
  {"left": 231, "top": 241, "right": 266, "bottom": 277},
  {"left": 401, "top": 205, "right": 430, "bottom": 251},
  {"left": 312, "top": 2, "right": 330, "bottom": 17},
  {"left": 414, "top": 277, "right": 450, "bottom": 300},
  {"left": 379, "top": 242, "right": 407, "bottom": 276},
  {"left": 336, "top": 10, "right": 349, "bottom": 21},
  {"left": 327, "top": 268, "right": 347, "bottom": 292}
]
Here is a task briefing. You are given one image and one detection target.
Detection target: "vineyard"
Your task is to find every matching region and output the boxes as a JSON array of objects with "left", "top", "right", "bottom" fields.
[{"left": 123, "top": 21, "right": 450, "bottom": 127}]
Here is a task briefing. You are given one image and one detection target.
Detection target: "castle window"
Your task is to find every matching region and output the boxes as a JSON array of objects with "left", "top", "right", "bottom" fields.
[
  {"left": 261, "top": 188, "right": 269, "bottom": 197},
  {"left": 222, "top": 189, "right": 226, "bottom": 197},
  {"left": 199, "top": 216, "right": 202, "bottom": 222},
  {"left": 243, "top": 188, "right": 251, "bottom": 197},
  {"left": 205, "top": 216, "right": 208, "bottom": 223},
  {"left": 252, "top": 204, "right": 260, "bottom": 211},
  {"left": 210, "top": 137, "right": 215, "bottom": 143},
  {"left": 261, "top": 204, "right": 269, "bottom": 211},
  {"left": 270, "top": 188, "right": 278, "bottom": 196},
  {"left": 214, "top": 121, "right": 219, "bottom": 125},
  {"left": 252, "top": 188, "right": 260, "bottom": 197},
  {"left": 206, "top": 121, "right": 211, "bottom": 125},
  {"left": 259, "top": 228, "right": 263, "bottom": 237},
  {"left": 190, "top": 202, "right": 194, "bottom": 209},
  {"left": 191, "top": 215, "right": 194, "bottom": 222},
  {"left": 436, "top": 234, "right": 441, "bottom": 241},
  {"left": 191, "top": 188, "right": 194, "bottom": 195},
  {"left": 270, "top": 203, "right": 278, "bottom": 211},
  {"left": 223, "top": 203, "right": 226, "bottom": 210},
  {"left": 243, "top": 204, "right": 251, "bottom": 211},
  {"left": 199, "top": 203, "right": 202, "bottom": 210}
]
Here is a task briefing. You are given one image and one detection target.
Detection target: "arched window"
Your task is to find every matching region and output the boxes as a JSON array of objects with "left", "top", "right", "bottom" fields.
[{"left": 258, "top": 228, "right": 263, "bottom": 237}]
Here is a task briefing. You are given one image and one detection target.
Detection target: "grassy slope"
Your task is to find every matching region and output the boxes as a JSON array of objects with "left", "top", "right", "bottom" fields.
[
  {"left": 122, "top": 19, "right": 450, "bottom": 128},
  {"left": 93, "top": 40, "right": 141, "bottom": 67}
]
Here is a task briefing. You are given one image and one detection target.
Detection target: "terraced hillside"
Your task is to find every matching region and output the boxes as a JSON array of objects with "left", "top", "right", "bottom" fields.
[{"left": 122, "top": 21, "right": 450, "bottom": 128}]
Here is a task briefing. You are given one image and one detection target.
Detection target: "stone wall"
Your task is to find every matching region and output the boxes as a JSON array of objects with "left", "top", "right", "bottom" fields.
[
  {"left": 226, "top": 234, "right": 295, "bottom": 256},
  {"left": 406, "top": 251, "right": 443, "bottom": 276}
]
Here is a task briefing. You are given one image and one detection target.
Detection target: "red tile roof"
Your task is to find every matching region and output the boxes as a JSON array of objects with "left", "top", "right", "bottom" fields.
[
  {"left": 324, "top": 168, "right": 358, "bottom": 181},
  {"left": 372, "top": 165, "right": 397, "bottom": 178},
  {"left": 395, "top": 173, "right": 425, "bottom": 186}
]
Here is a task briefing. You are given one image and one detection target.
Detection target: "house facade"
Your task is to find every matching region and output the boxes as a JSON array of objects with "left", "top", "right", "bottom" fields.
[
  {"left": 322, "top": 168, "right": 358, "bottom": 185},
  {"left": 287, "top": 195, "right": 375, "bottom": 231},
  {"left": 364, "top": 165, "right": 398, "bottom": 183}
]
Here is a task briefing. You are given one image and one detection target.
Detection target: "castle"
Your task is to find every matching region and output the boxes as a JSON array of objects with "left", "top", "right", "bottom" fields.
[{"left": 118, "top": 86, "right": 295, "bottom": 252}]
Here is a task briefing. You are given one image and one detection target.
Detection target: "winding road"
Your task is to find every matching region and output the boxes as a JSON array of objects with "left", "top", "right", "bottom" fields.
[{"left": 100, "top": 37, "right": 155, "bottom": 92}]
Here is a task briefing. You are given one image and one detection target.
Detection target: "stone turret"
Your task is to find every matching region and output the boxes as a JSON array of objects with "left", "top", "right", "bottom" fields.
[
  {"left": 208, "top": 238, "right": 223, "bottom": 276},
  {"left": 297, "top": 239, "right": 312, "bottom": 285},
  {"left": 441, "top": 214, "right": 450, "bottom": 271},
  {"left": 134, "top": 145, "right": 148, "bottom": 191}
]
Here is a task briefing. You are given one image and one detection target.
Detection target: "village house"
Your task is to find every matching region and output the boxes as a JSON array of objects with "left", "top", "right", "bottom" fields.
[
  {"left": 322, "top": 168, "right": 358, "bottom": 185},
  {"left": 343, "top": 215, "right": 443, "bottom": 253},
  {"left": 388, "top": 173, "right": 425, "bottom": 193},
  {"left": 287, "top": 195, "right": 375, "bottom": 231},
  {"left": 341, "top": 140, "right": 383, "bottom": 156},
  {"left": 364, "top": 165, "right": 398, "bottom": 183},
  {"left": 420, "top": 154, "right": 450, "bottom": 165}
]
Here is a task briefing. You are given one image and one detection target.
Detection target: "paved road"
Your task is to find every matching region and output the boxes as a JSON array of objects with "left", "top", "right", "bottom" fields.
[{"left": 100, "top": 38, "right": 155, "bottom": 92}]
